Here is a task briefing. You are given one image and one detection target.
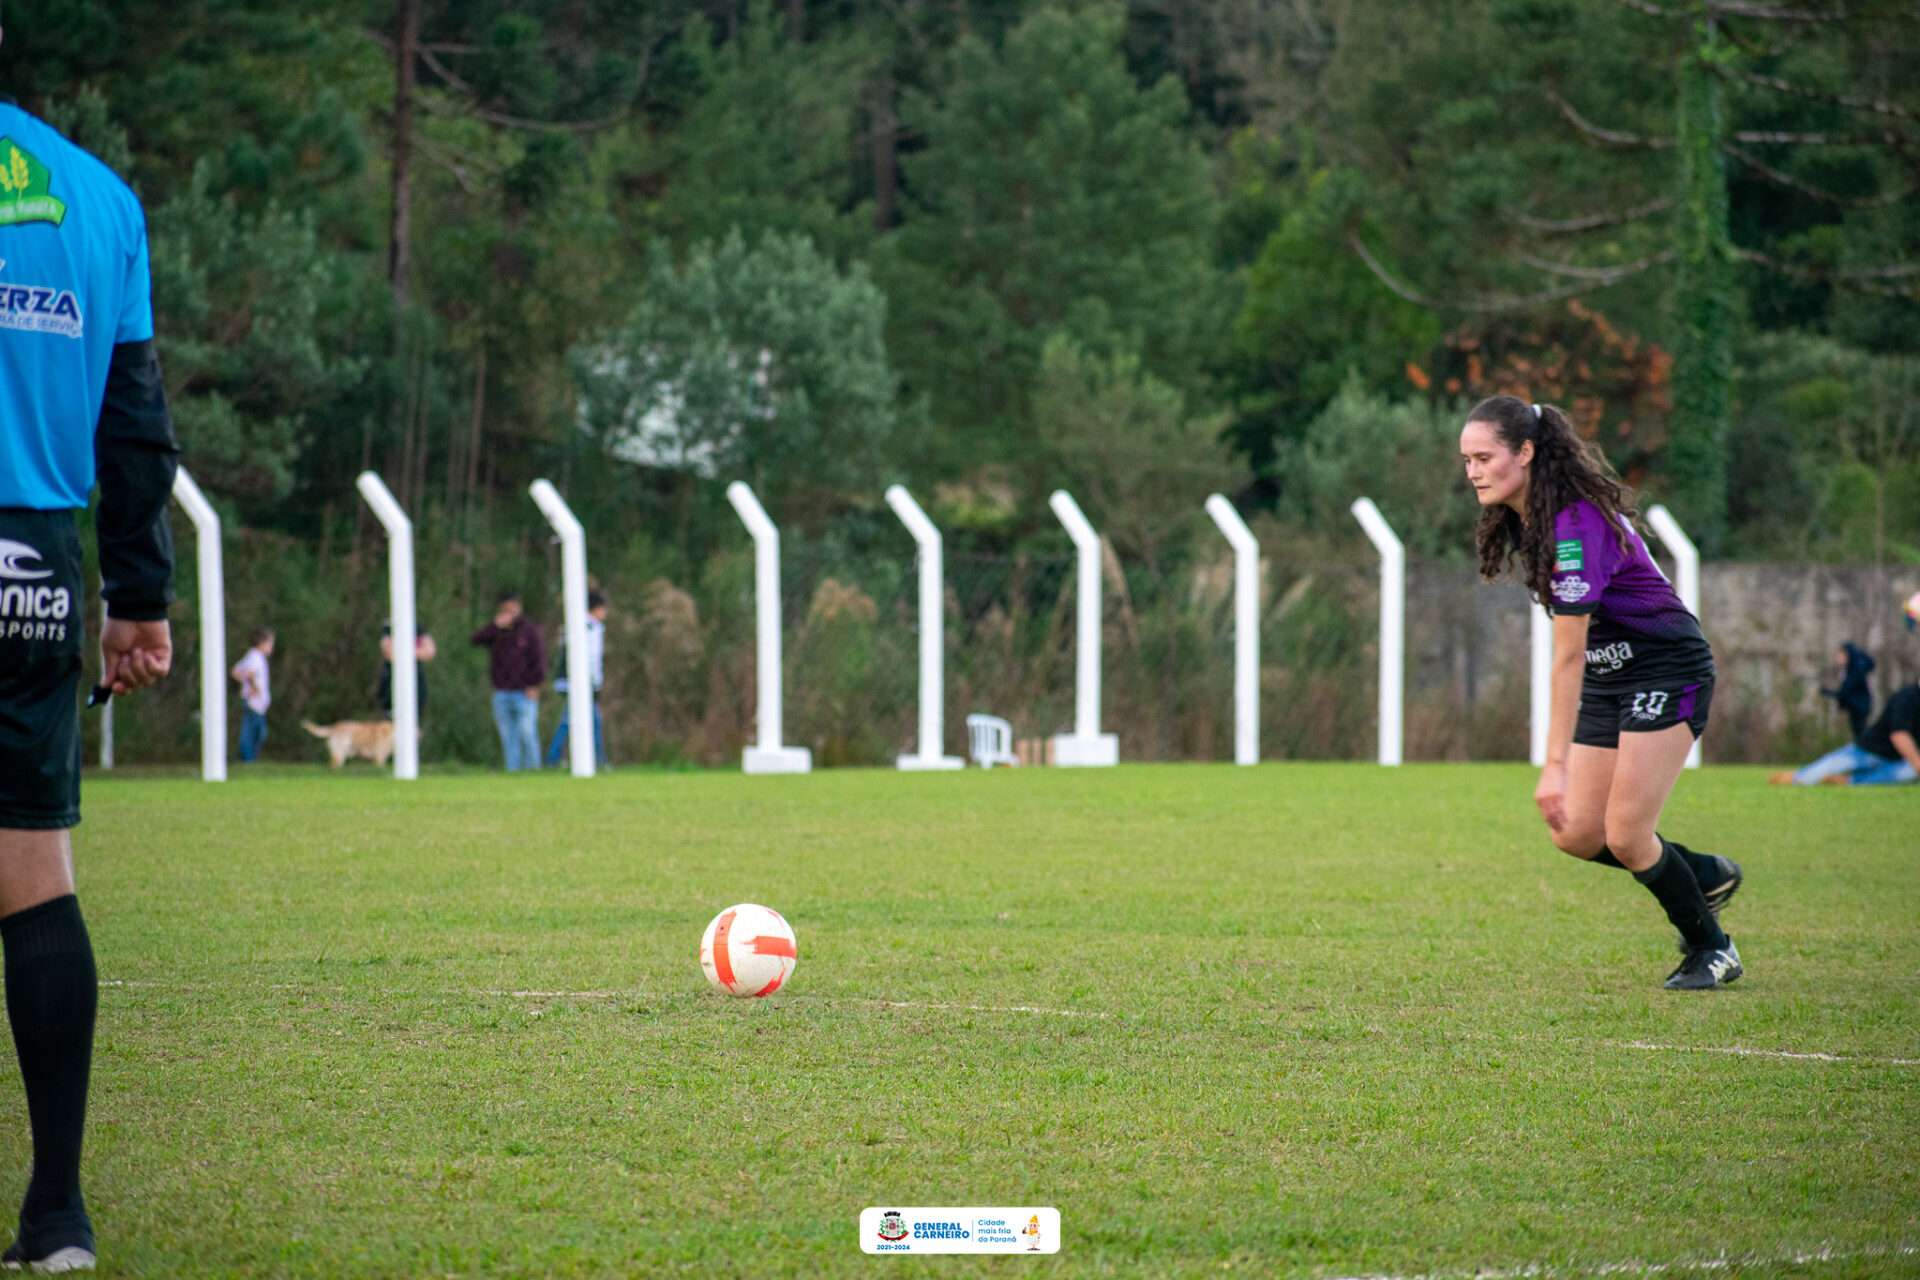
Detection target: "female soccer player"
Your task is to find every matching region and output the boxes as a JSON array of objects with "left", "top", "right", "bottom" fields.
[{"left": 1461, "top": 396, "right": 1743, "bottom": 990}]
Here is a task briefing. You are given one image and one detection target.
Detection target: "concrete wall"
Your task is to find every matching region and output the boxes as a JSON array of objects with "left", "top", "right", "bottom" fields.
[{"left": 1401, "top": 562, "right": 1920, "bottom": 763}]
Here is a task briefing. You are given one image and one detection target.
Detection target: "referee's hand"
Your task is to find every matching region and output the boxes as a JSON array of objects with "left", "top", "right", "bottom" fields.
[{"left": 102, "top": 618, "right": 172, "bottom": 696}]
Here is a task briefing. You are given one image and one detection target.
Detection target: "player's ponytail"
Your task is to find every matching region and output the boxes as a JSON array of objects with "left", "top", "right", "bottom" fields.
[{"left": 1470, "top": 396, "right": 1637, "bottom": 605}]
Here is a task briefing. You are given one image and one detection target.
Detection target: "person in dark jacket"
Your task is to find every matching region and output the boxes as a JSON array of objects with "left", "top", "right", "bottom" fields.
[
  {"left": 470, "top": 590, "right": 546, "bottom": 771},
  {"left": 1818, "top": 642, "right": 1875, "bottom": 740},
  {"left": 377, "top": 621, "right": 436, "bottom": 722}
]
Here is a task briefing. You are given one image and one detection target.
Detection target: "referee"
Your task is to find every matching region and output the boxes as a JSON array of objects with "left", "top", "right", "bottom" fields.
[{"left": 1, "top": 15, "right": 180, "bottom": 1270}]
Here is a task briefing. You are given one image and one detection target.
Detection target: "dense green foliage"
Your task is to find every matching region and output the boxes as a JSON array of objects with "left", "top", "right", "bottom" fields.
[
  {"left": 1670, "top": 25, "right": 1737, "bottom": 550},
  {"left": 4, "top": 0, "right": 1917, "bottom": 761},
  {"left": 48, "top": 764, "right": 1920, "bottom": 1274}
]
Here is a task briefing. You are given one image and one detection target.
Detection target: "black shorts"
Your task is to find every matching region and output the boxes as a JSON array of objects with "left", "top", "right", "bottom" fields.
[
  {"left": 0, "top": 509, "right": 84, "bottom": 830},
  {"left": 1574, "top": 676, "right": 1713, "bottom": 751}
]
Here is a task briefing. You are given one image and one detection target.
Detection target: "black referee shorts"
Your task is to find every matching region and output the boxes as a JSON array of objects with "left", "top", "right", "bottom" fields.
[
  {"left": 0, "top": 509, "right": 84, "bottom": 830},
  {"left": 1574, "top": 675, "right": 1714, "bottom": 752}
]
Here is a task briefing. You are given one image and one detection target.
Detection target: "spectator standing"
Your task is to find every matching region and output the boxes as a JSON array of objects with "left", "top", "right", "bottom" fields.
[
  {"left": 230, "top": 627, "right": 273, "bottom": 763},
  {"left": 470, "top": 590, "right": 545, "bottom": 771},
  {"left": 1773, "top": 678, "right": 1920, "bottom": 786},
  {"left": 1818, "top": 642, "right": 1876, "bottom": 740},
  {"left": 377, "top": 622, "right": 436, "bottom": 721},
  {"left": 545, "top": 591, "right": 609, "bottom": 768}
]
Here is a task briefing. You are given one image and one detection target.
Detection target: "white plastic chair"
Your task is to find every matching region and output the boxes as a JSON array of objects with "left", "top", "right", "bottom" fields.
[{"left": 966, "top": 714, "right": 1019, "bottom": 768}]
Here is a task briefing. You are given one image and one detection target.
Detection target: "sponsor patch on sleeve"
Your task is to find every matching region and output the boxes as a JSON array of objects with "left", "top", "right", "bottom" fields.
[
  {"left": 1554, "top": 539, "right": 1584, "bottom": 572},
  {"left": 1553, "top": 574, "right": 1591, "bottom": 603}
]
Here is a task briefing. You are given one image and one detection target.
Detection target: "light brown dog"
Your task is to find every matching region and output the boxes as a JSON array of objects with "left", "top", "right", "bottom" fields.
[{"left": 301, "top": 719, "right": 395, "bottom": 768}]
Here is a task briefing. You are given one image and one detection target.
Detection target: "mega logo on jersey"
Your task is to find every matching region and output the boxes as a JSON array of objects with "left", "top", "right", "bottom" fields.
[{"left": 0, "top": 139, "right": 68, "bottom": 228}]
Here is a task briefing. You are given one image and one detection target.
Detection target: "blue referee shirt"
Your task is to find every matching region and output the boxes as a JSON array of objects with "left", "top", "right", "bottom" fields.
[{"left": 0, "top": 102, "right": 155, "bottom": 511}]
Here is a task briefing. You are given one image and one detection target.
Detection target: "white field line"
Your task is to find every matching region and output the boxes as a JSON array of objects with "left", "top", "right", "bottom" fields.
[
  {"left": 1461, "top": 1028, "right": 1920, "bottom": 1069},
  {"left": 481, "top": 990, "right": 1112, "bottom": 1019},
  {"left": 1319, "top": 1241, "right": 1916, "bottom": 1280},
  {"left": 1616, "top": 1039, "right": 1920, "bottom": 1066},
  {"left": 98, "top": 984, "right": 1920, "bottom": 1061},
  {"left": 877, "top": 999, "right": 1110, "bottom": 1019}
]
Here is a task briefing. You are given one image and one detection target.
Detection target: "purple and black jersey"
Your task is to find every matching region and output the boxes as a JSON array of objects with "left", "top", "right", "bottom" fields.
[{"left": 1548, "top": 499, "right": 1713, "bottom": 686}]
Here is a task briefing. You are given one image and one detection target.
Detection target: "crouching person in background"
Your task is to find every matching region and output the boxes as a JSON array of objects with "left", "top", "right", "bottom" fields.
[{"left": 1774, "top": 678, "right": 1919, "bottom": 786}]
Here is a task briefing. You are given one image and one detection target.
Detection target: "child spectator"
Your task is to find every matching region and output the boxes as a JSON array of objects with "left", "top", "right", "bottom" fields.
[
  {"left": 230, "top": 627, "right": 273, "bottom": 762},
  {"left": 545, "top": 591, "right": 608, "bottom": 768}
]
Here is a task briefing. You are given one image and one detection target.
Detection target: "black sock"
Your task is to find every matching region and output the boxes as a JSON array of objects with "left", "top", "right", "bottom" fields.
[
  {"left": 2, "top": 896, "right": 97, "bottom": 1222},
  {"left": 1632, "top": 841, "right": 1729, "bottom": 952},
  {"left": 1590, "top": 846, "right": 1626, "bottom": 869},
  {"left": 1658, "top": 835, "right": 1726, "bottom": 893}
]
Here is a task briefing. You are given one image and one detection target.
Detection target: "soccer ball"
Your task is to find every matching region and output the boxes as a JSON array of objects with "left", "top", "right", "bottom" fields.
[
  {"left": 700, "top": 903, "right": 798, "bottom": 998},
  {"left": 1906, "top": 590, "right": 1920, "bottom": 632}
]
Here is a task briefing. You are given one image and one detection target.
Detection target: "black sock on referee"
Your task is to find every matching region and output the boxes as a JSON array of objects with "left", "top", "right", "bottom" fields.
[
  {"left": 1590, "top": 847, "right": 1626, "bottom": 869},
  {"left": 2, "top": 895, "right": 97, "bottom": 1222},
  {"left": 1632, "top": 841, "right": 1729, "bottom": 952},
  {"left": 1657, "top": 835, "right": 1727, "bottom": 893}
]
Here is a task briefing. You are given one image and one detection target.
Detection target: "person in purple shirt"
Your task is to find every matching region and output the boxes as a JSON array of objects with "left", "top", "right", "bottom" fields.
[{"left": 1462, "top": 396, "right": 1743, "bottom": 990}]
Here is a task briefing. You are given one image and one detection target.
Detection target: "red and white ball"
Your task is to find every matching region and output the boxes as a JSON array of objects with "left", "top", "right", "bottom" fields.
[{"left": 699, "top": 903, "right": 798, "bottom": 998}]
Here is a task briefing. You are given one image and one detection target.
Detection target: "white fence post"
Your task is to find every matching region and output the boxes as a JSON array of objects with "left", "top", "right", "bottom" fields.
[
  {"left": 726, "top": 481, "right": 811, "bottom": 774},
  {"left": 355, "top": 472, "right": 418, "bottom": 780},
  {"left": 1530, "top": 602, "right": 1552, "bottom": 767},
  {"left": 1349, "top": 498, "right": 1404, "bottom": 767},
  {"left": 1048, "top": 490, "right": 1120, "bottom": 767},
  {"left": 1645, "top": 504, "right": 1703, "bottom": 769},
  {"left": 530, "top": 480, "right": 594, "bottom": 778},
  {"left": 171, "top": 467, "right": 226, "bottom": 782},
  {"left": 886, "top": 485, "right": 963, "bottom": 771},
  {"left": 1204, "top": 495, "right": 1259, "bottom": 766}
]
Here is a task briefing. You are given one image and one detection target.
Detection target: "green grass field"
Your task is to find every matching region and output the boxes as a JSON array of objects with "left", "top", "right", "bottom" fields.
[{"left": 18, "top": 764, "right": 1917, "bottom": 1278}]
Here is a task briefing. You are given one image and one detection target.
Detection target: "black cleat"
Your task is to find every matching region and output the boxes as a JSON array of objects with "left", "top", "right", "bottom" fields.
[
  {"left": 1676, "top": 856, "right": 1743, "bottom": 955},
  {"left": 2, "top": 1207, "right": 96, "bottom": 1273},
  {"left": 1665, "top": 939, "right": 1743, "bottom": 990}
]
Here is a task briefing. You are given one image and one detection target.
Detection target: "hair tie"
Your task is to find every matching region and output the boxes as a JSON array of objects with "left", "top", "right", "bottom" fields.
[{"left": 1531, "top": 402, "right": 1543, "bottom": 422}]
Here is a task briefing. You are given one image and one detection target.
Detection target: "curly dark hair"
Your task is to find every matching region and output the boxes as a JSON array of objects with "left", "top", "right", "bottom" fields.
[{"left": 1470, "top": 396, "right": 1637, "bottom": 605}]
